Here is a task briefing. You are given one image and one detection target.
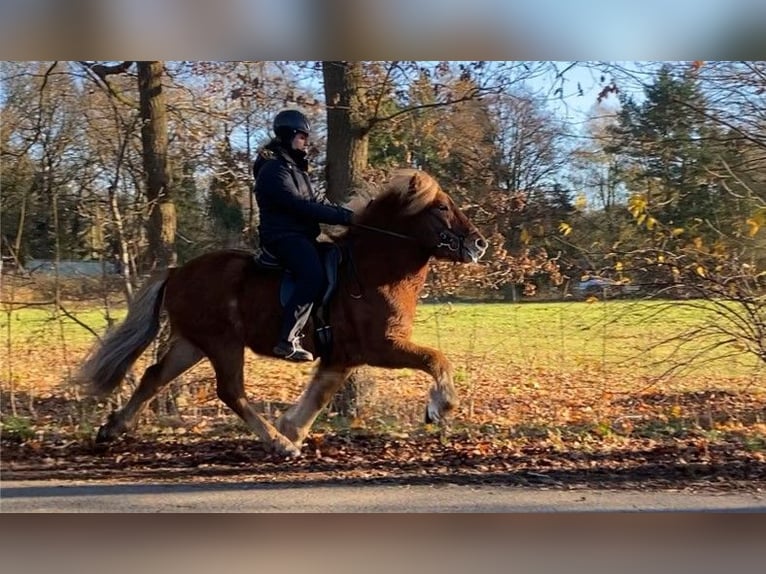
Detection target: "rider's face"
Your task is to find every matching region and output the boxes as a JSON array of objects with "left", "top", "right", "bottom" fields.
[{"left": 292, "top": 132, "right": 309, "bottom": 152}]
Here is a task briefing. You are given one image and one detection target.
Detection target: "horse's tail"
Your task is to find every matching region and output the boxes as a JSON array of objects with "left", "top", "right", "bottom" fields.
[{"left": 77, "top": 271, "right": 170, "bottom": 397}]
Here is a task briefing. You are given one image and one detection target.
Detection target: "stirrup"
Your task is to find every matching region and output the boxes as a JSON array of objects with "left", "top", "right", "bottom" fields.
[{"left": 273, "top": 341, "right": 314, "bottom": 362}]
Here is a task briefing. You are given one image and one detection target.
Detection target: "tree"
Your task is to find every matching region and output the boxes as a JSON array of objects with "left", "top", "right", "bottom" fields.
[
  {"left": 602, "top": 65, "right": 735, "bottom": 283},
  {"left": 588, "top": 63, "right": 766, "bottom": 374},
  {"left": 75, "top": 60, "right": 177, "bottom": 273},
  {"left": 0, "top": 62, "right": 93, "bottom": 263},
  {"left": 207, "top": 129, "right": 245, "bottom": 248},
  {"left": 322, "top": 61, "right": 553, "bottom": 196},
  {"left": 137, "top": 61, "right": 176, "bottom": 270},
  {"left": 322, "top": 61, "right": 370, "bottom": 202}
]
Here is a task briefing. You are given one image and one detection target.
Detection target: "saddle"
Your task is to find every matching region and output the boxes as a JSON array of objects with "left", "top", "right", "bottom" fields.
[{"left": 253, "top": 242, "right": 343, "bottom": 359}]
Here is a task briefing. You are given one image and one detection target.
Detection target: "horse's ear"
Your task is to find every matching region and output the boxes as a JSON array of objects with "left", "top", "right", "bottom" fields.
[{"left": 408, "top": 171, "right": 427, "bottom": 196}]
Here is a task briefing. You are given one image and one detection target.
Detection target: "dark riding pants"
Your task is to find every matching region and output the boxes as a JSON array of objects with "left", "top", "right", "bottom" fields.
[{"left": 264, "top": 234, "right": 326, "bottom": 344}]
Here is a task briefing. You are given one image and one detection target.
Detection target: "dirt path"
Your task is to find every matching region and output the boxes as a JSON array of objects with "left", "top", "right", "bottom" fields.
[{"left": 3, "top": 479, "right": 764, "bottom": 512}]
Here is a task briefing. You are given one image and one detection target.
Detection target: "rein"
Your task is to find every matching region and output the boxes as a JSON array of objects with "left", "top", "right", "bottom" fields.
[
  {"left": 345, "top": 223, "right": 415, "bottom": 301},
  {"left": 351, "top": 217, "right": 465, "bottom": 253},
  {"left": 351, "top": 222, "right": 414, "bottom": 241},
  {"left": 346, "top": 223, "right": 413, "bottom": 300}
]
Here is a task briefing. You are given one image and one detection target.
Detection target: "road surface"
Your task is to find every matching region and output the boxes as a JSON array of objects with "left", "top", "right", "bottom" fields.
[{"left": 2, "top": 480, "right": 764, "bottom": 512}]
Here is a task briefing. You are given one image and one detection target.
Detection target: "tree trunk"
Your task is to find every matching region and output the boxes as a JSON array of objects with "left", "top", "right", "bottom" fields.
[
  {"left": 137, "top": 61, "right": 178, "bottom": 418},
  {"left": 137, "top": 61, "right": 176, "bottom": 270},
  {"left": 322, "top": 61, "right": 369, "bottom": 203},
  {"left": 13, "top": 186, "right": 28, "bottom": 264},
  {"left": 322, "top": 61, "right": 376, "bottom": 416},
  {"left": 108, "top": 188, "right": 133, "bottom": 302}
]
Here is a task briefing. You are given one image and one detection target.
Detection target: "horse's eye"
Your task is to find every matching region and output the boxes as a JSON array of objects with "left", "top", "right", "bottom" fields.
[{"left": 437, "top": 204, "right": 449, "bottom": 211}]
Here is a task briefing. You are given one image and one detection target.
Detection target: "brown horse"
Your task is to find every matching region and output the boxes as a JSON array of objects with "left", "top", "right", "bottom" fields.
[{"left": 77, "top": 169, "right": 487, "bottom": 457}]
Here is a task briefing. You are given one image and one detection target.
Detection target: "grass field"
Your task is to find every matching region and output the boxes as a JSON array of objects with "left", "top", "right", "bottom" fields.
[
  {"left": 414, "top": 300, "right": 760, "bottom": 378},
  {"left": 1, "top": 298, "right": 764, "bottom": 446},
  {"left": 3, "top": 298, "right": 759, "bottom": 369}
]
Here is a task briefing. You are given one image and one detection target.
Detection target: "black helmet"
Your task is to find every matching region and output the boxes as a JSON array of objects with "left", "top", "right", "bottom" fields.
[{"left": 273, "top": 109, "right": 310, "bottom": 141}]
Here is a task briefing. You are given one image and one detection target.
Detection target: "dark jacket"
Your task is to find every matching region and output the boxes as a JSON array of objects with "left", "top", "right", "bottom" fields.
[{"left": 253, "top": 141, "right": 352, "bottom": 245}]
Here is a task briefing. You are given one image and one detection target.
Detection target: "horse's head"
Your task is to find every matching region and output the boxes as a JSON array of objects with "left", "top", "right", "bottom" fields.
[{"left": 362, "top": 170, "right": 488, "bottom": 263}]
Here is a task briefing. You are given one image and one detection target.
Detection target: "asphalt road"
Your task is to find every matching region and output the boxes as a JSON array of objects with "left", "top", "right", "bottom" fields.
[{"left": 2, "top": 480, "right": 764, "bottom": 512}]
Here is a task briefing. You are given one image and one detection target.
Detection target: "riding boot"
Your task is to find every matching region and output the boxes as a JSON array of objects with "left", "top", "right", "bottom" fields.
[{"left": 274, "top": 301, "right": 314, "bottom": 362}]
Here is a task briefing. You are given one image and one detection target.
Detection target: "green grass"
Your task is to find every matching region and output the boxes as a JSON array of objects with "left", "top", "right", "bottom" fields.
[
  {"left": 1, "top": 298, "right": 761, "bottom": 380},
  {"left": 0, "top": 414, "right": 36, "bottom": 442},
  {"left": 0, "top": 306, "right": 126, "bottom": 346},
  {"left": 411, "top": 300, "right": 761, "bottom": 378}
]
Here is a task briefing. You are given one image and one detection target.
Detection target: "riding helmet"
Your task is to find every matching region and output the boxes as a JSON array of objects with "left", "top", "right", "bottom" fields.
[{"left": 273, "top": 109, "right": 311, "bottom": 142}]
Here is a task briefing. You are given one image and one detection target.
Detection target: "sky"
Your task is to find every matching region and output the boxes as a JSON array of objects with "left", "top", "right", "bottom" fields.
[{"left": 527, "top": 63, "right": 623, "bottom": 121}]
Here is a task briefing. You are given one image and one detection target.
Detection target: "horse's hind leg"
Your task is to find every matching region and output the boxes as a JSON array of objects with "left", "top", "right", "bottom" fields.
[
  {"left": 209, "top": 344, "right": 301, "bottom": 458},
  {"left": 276, "top": 365, "right": 350, "bottom": 447},
  {"left": 96, "top": 337, "right": 203, "bottom": 443}
]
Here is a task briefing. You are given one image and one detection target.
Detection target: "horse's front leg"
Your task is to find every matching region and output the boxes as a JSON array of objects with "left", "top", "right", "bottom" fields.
[
  {"left": 373, "top": 339, "right": 458, "bottom": 425},
  {"left": 276, "top": 365, "right": 350, "bottom": 448}
]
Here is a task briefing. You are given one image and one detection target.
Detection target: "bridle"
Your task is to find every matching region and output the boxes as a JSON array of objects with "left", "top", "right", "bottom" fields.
[
  {"left": 351, "top": 212, "right": 466, "bottom": 254},
  {"left": 435, "top": 227, "right": 465, "bottom": 254}
]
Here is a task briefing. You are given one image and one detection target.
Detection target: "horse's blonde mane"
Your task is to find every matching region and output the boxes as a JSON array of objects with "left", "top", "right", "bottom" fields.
[{"left": 345, "top": 169, "right": 441, "bottom": 217}]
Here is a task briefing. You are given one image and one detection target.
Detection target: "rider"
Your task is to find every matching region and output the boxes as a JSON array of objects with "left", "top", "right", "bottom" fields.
[{"left": 253, "top": 109, "right": 354, "bottom": 362}]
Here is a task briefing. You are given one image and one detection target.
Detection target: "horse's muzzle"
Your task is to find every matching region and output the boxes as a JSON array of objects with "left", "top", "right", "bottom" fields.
[{"left": 462, "top": 235, "right": 488, "bottom": 263}]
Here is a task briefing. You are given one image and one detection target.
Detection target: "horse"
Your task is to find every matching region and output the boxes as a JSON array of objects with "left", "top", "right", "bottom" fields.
[{"left": 76, "top": 169, "right": 488, "bottom": 458}]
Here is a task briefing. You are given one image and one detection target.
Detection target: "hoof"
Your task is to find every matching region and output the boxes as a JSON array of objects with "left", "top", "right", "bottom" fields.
[
  {"left": 95, "top": 412, "right": 124, "bottom": 444},
  {"left": 95, "top": 424, "right": 115, "bottom": 444},
  {"left": 284, "top": 443, "right": 302, "bottom": 459},
  {"left": 425, "top": 403, "right": 440, "bottom": 424},
  {"left": 273, "top": 440, "right": 302, "bottom": 459}
]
